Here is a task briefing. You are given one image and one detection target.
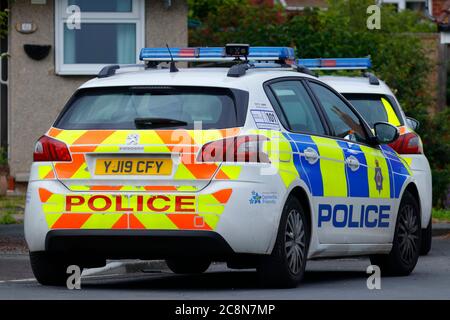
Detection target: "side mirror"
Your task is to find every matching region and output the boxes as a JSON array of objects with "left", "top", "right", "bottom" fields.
[
  {"left": 373, "top": 122, "right": 399, "bottom": 145},
  {"left": 406, "top": 117, "right": 420, "bottom": 131}
]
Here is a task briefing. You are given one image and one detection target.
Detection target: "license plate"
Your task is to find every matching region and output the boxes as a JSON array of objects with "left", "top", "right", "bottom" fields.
[{"left": 95, "top": 158, "right": 172, "bottom": 175}]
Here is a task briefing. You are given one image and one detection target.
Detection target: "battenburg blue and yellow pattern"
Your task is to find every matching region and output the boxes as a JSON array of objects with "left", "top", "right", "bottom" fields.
[{"left": 282, "top": 133, "right": 410, "bottom": 199}]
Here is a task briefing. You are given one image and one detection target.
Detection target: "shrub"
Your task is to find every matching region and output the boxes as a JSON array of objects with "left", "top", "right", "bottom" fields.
[{"left": 189, "top": 0, "right": 448, "bottom": 207}]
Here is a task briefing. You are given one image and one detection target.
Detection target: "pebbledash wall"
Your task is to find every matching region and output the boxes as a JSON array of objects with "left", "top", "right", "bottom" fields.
[{"left": 8, "top": 0, "right": 188, "bottom": 183}]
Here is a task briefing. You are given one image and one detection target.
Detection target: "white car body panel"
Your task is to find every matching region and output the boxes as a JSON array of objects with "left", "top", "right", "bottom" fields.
[
  {"left": 322, "top": 76, "right": 432, "bottom": 228},
  {"left": 24, "top": 67, "right": 421, "bottom": 260}
]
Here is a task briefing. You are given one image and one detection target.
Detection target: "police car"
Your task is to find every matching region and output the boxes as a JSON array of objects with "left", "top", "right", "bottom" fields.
[
  {"left": 25, "top": 45, "right": 423, "bottom": 288},
  {"left": 305, "top": 58, "right": 432, "bottom": 256}
]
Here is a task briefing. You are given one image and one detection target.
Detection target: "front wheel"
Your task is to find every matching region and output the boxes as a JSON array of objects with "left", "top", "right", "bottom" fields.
[
  {"left": 257, "top": 197, "right": 309, "bottom": 288},
  {"left": 30, "top": 252, "right": 75, "bottom": 286},
  {"left": 370, "top": 190, "right": 421, "bottom": 276}
]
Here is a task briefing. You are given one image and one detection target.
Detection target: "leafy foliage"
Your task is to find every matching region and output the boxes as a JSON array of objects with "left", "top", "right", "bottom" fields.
[
  {"left": 0, "top": 8, "right": 7, "bottom": 39},
  {"left": 190, "top": 0, "right": 449, "bottom": 207}
]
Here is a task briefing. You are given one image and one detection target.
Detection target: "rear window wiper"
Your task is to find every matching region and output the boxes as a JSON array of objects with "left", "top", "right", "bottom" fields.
[{"left": 134, "top": 117, "right": 188, "bottom": 129}]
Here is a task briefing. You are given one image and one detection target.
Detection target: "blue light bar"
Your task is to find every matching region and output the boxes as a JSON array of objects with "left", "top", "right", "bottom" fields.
[
  {"left": 139, "top": 46, "right": 295, "bottom": 62},
  {"left": 296, "top": 57, "right": 372, "bottom": 70}
]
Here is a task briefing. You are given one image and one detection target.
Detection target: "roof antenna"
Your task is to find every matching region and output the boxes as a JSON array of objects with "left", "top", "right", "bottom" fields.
[{"left": 166, "top": 44, "right": 179, "bottom": 73}]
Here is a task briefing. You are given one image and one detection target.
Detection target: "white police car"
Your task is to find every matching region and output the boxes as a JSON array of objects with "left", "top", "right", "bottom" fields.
[
  {"left": 25, "top": 45, "right": 423, "bottom": 288},
  {"left": 304, "top": 58, "right": 432, "bottom": 255}
]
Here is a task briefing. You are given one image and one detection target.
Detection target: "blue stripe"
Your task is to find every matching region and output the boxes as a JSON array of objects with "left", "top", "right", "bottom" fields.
[
  {"left": 380, "top": 145, "right": 410, "bottom": 198},
  {"left": 288, "top": 133, "right": 323, "bottom": 197},
  {"left": 336, "top": 141, "right": 369, "bottom": 198}
]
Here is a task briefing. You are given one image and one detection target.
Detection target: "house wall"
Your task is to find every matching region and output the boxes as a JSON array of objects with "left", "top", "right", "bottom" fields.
[{"left": 8, "top": 0, "right": 188, "bottom": 182}]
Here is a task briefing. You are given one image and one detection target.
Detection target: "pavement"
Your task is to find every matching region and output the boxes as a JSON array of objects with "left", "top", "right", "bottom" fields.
[{"left": 0, "top": 223, "right": 449, "bottom": 300}]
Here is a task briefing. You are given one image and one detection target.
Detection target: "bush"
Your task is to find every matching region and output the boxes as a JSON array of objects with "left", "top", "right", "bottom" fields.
[
  {"left": 420, "top": 108, "right": 450, "bottom": 208},
  {"left": 189, "top": 0, "right": 449, "bottom": 207}
]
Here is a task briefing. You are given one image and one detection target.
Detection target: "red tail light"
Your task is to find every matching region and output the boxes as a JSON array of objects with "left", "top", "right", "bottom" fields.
[
  {"left": 198, "top": 135, "right": 270, "bottom": 163},
  {"left": 389, "top": 132, "right": 423, "bottom": 154},
  {"left": 33, "top": 135, "right": 72, "bottom": 162}
]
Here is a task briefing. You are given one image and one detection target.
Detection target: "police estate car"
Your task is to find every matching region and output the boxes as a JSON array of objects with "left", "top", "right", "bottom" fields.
[
  {"left": 303, "top": 58, "right": 432, "bottom": 256},
  {"left": 25, "top": 45, "right": 422, "bottom": 288}
]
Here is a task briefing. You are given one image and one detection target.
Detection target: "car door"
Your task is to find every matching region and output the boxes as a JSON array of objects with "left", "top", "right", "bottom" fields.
[
  {"left": 267, "top": 80, "right": 353, "bottom": 238},
  {"left": 307, "top": 81, "right": 395, "bottom": 244}
]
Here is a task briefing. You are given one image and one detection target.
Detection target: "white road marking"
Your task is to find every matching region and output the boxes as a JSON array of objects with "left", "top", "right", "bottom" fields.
[{"left": 0, "top": 278, "right": 36, "bottom": 283}]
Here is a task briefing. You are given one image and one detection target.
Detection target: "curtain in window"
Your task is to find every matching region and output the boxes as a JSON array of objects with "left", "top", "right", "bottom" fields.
[
  {"left": 116, "top": 24, "right": 136, "bottom": 64},
  {"left": 64, "top": 26, "right": 76, "bottom": 64}
]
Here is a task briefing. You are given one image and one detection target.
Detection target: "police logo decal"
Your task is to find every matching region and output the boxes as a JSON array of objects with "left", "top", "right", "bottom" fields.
[{"left": 374, "top": 160, "right": 383, "bottom": 193}]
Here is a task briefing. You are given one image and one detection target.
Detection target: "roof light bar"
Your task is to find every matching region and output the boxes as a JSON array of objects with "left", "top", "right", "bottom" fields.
[
  {"left": 297, "top": 57, "right": 372, "bottom": 70},
  {"left": 139, "top": 46, "right": 295, "bottom": 62}
]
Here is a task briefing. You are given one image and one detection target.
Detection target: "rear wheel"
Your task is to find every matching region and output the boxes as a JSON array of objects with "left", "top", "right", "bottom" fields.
[
  {"left": 370, "top": 190, "right": 421, "bottom": 276},
  {"left": 420, "top": 217, "right": 432, "bottom": 255},
  {"left": 30, "top": 252, "right": 75, "bottom": 286},
  {"left": 257, "top": 197, "right": 309, "bottom": 288},
  {"left": 166, "top": 259, "right": 211, "bottom": 274}
]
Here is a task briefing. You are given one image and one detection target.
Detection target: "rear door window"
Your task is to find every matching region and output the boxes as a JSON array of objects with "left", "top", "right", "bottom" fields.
[{"left": 54, "top": 86, "right": 248, "bottom": 130}]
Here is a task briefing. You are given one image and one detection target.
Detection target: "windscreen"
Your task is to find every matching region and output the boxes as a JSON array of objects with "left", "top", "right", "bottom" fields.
[
  {"left": 54, "top": 86, "right": 247, "bottom": 130},
  {"left": 343, "top": 94, "right": 402, "bottom": 128}
]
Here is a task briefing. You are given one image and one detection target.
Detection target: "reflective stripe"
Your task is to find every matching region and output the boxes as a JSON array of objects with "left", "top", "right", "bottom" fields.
[
  {"left": 312, "top": 136, "right": 347, "bottom": 197},
  {"left": 38, "top": 165, "right": 55, "bottom": 180},
  {"left": 336, "top": 141, "right": 369, "bottom": 198},
  {"left": 381, "top": 98, "right": 401, "bottom": 127},
  {"left": 289, "top": 134, "right": 323, "bottom": 196},
  {"left": 359, "top": 146, "right": 391, "bottom": 199},
  {"left": 39, "top": 188, "right": 231, "bottom": 231}
]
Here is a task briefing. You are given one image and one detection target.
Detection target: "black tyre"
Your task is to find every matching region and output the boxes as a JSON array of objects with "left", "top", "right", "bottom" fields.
[
  {"left": 370, "top": 190, "right": 421, "bottom": 276},
  {"left": 420, "top": 217, "right": 432, "bottom": 255},
  {"left": 30, "top": 251, "right": 75, "bottom": 286},
  {"left": 257, "top": 196, "right": 309, "bottom": 288},
  {"left": 166, "top": 259, "right": 211, "bottom": 274}
]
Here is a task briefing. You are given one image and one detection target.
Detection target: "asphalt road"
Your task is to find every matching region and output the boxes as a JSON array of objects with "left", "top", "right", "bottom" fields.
[{"left": 0, "top": 235, "right": 449, "bottom": 300}]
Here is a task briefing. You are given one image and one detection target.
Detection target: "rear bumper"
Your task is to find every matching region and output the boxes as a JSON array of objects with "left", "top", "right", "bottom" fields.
[
  {"left": 25, "top": 164, "right": 287, "bottom": 255},
  {"left": 45, "top": 229, "right": 235, "bottom": 260}
]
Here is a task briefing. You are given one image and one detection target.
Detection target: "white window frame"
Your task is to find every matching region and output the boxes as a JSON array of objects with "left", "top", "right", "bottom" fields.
[{"left": 55, "top": 0, "right": 145, "bottom": 75}]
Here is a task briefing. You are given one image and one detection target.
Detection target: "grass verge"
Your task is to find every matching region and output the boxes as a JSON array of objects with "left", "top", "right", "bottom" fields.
[
  {"left": 0, "top": 195, "right": 25, "bottom": 224},
  {"left": 432, "top": 208, "right": 450, "bottom": 223}
]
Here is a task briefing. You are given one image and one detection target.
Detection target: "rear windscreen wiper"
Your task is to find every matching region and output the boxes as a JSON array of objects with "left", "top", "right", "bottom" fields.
[{"left": 134, "top": 117, "right": 188, "bottom": 129}]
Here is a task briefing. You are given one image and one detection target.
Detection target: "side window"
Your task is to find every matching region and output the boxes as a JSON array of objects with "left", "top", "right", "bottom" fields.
[
  {"left": 270, "top": 81, "right": 325, "bottom": 135},
  {"left": 309, "top": 82, "right": 368, "bottom": 143}
]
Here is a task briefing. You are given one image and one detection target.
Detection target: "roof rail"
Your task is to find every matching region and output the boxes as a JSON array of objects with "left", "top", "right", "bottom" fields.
[{"left": 97, "top": 64, "right": 146, "bottom": 78}]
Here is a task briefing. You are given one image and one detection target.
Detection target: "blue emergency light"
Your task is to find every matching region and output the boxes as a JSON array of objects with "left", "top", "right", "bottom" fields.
[
  {"left": 139, "top": 45, "right": 295, "bottom": 62},
  {"left": 297, "top": 57, "right": 372, "bottom": 70}
]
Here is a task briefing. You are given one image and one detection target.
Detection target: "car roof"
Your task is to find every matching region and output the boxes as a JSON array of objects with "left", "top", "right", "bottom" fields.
[
  {"left": 320, "top": 75, "right": 395, "bottom": 96},
  {"left": 80, "top": 67, "right": 317, "bottom": 90}
]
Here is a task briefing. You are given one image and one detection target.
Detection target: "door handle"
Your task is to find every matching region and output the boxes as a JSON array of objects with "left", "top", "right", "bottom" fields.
[
  {"left": 346, "top": 155, "right": 360, "bottom": 171},
  {"left": 303, "top": 147, "right": 319, "bottom": 164}
]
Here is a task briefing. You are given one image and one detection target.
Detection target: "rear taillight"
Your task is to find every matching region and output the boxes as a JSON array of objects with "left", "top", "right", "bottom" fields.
[
  {"left": 33, "top": 135, "right": 72, "bottom": 162},
  {"left": 389, "top": 132, "right": 423, "bottom": 154},
  {"left": 198, "top": 135, "right": 270, "bottom": 163}
]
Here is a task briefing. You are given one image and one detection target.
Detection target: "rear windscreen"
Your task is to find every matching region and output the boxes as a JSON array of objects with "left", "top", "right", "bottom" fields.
[
  {"left": 54, "top": 86, "right": 248, "bottom": 130},
  {"left": 343, "top": 94, "right": 403, "bottom": 128}
]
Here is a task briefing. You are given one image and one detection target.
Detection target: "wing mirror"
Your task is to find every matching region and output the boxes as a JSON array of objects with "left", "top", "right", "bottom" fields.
[
  {"left": 406, "top": 117, "right": 420, "bottom": 131},
  {"left": 373, "top": 122, "right": 399, "bottom": 145}
]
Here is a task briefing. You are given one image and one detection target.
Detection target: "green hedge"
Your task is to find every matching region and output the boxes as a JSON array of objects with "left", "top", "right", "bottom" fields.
[{"left": 189, "top": 0, "right": 449, "bottom": 207}]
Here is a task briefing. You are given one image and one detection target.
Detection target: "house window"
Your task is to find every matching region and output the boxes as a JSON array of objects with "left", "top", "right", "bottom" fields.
[{"left": 55, "top": 0, "right": 145, "bottom": 75}]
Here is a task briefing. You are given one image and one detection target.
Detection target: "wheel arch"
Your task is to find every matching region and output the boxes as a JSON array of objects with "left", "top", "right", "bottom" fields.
[
  {"left": 402, "top": 182, "right": 422, "bottom": 223},
  {"left": 287, "top": 186, "right": 313, "bottom": 249}
]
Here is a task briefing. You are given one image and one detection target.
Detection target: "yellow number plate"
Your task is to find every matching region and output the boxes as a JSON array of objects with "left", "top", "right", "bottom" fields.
[{"left": 95, "top": 158, "right": 172, "bottom": 175}]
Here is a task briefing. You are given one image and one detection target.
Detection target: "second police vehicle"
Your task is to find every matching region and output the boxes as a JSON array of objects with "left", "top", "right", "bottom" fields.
[{"left": 25, "top": 45, "right": 424, "bottom": 288}]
